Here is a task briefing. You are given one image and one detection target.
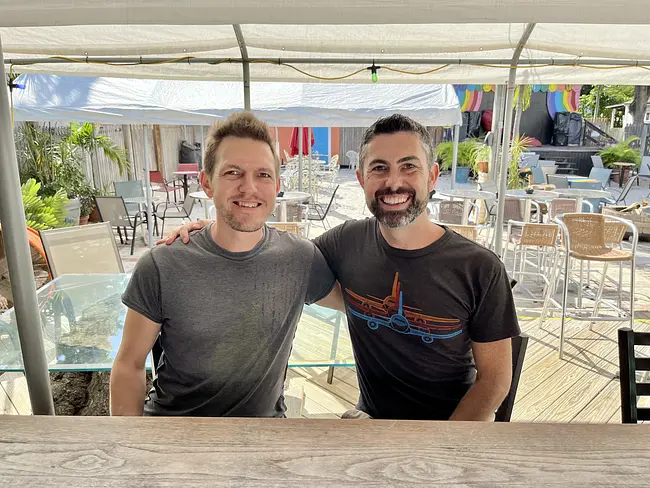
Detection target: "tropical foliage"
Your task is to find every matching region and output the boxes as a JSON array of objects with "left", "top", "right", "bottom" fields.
[
  {"left": 435, "top": 139, "right": 484, "bottom": 171},
  {"left": 598, "top": 137, "right": 642, "bottom": 168},
  {"left": 21, "top": 179, "right": 69, "bottom": 230}
]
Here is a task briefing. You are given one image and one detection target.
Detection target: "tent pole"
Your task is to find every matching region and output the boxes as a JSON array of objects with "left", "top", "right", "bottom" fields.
[
  {"left": 298, "top": 126, "right": 303, "bottom": 192},
  {"left": 233, "top": 25, "right": 251, "bottom": 110},
  {"left": 494, "top": 23, "right": 536, "bottom": 257},
  {"left": 489, "top": 85, "right": 504, "bottom": 182},
  {"left": 0, "top": 35, "right": 54, "bottom": 415},
  {"left": 143, "top": 125, "right": 153, "bottom": 248},
  {"left": 450, "top": 124, "right": 460, "bottom": 189}
]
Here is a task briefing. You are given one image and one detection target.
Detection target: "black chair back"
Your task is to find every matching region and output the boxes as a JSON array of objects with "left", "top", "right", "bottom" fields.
[
  {"left": 618, "top": 328, "right": 650, "bottom": 423},
  {"left": 495, "top": 334, "right": 529, "bottom": 422}
]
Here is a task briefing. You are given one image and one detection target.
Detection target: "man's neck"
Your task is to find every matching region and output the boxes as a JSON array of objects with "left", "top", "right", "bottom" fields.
[
  {"left": 210, "top": 217, "right": 265, "bottom": 253},
  {"left": 378, "top": 213, "right": 445, "bottom": 250}
]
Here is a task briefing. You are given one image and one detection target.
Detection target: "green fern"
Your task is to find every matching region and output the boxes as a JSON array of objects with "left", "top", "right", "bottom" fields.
[
  {"left": 598, "top": 137, "right": 642, "bottom": 168},
  {"left": 21, "top": 179, "right": 70, "bottom": 230}
]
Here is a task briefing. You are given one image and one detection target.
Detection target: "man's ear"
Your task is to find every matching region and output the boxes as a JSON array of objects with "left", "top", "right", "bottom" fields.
[
  {"left": 428, "top": 162, "right": 440, "bottom": 193},
  {"left": 200, "top": 170, "right": 213, "bottom": 197},
  {"left": 356, "top": 168, "right": 364, "bottom": 188}
]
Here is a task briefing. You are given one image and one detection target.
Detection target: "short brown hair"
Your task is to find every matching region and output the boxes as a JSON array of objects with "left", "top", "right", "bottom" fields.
[
  {"left": 203, "top": 112, "right": 279, "bottom": 177},
  {"left": 359, "top": 114, "right": 434, "bottom": 171}
]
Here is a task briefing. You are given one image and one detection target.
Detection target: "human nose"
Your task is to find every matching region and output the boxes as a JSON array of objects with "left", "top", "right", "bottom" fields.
[
  {"left": 238, "top": 172, "right": 258, "bottom": 195},
  {"left": 383, "top": 167, "right": 405, "bottom": 192}
]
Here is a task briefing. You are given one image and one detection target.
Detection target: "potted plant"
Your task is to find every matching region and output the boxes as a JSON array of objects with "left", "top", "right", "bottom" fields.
[
  {"left": 507, "top": 135, "right": 534, "bottom": 190},
  {"left": 77, "top": 184, "right": 98, "bottom": 225},
  {"left": 598, "top": 137, "right": 641, "bottom": 184},
  {"left": 474, "top": 144, "right": 491, "bottom": 174},
  {"left": 435, "top": 139, "right": 482, "bottom": 184}
]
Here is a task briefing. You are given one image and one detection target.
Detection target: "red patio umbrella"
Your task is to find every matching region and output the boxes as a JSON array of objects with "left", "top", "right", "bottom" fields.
[{"left": 289, "top": 127, "right": 314, "bottom": 157}]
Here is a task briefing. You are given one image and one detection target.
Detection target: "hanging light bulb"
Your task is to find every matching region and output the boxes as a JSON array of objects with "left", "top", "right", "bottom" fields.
[{"left": 368, "top": 63, "right": 380, "bottom": 83}]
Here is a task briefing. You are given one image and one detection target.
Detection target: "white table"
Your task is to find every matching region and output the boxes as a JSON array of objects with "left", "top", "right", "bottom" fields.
[
  {"left": 276, "top": 191, "right": 311, "bottom": 221},
  {"left": 173, "top": 170, "right": 200, "bottom": 197},
  {"left": 438, "top": 190, "right": 496, "bottom": 225},
  {"left": 189, "top": 190, "right": 212, "bottom": 219},
  {"left": 554, "top": 188, "right": 613, "bottom": 213},
  {"left": 506, "top": 189, "right": 560, "bottom": 222}
]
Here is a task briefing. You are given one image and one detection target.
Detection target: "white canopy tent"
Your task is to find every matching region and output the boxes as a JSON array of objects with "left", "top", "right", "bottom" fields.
[
  {"left": 12, "top": 75, "right": 461, "bottom": 127},
  {"left": 2, "top": 1, "right": 650, "bottom": 415}
]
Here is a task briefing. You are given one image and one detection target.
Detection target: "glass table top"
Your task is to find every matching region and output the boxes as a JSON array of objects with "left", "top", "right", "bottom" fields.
[{"left": 0, "top": 274, "right": 355, "bottom": 372}]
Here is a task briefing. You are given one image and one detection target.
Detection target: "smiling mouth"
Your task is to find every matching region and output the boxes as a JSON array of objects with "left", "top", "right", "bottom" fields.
[
  {"left": 379, "top": 194, "right": 412, "bottom": 207},
  {"left": 233, "top": 201, "right": 262, "bottom": 208}
]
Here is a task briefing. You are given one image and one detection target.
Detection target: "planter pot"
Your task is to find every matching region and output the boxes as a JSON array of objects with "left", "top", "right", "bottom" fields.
[
  {"left": 79, "top": 216, "right": 90, "bottom": 226},
  {"left": 88, "top": 206, "right": 101, "bottom": 223},
  {"left": 455, "top": 166, "right": 471, "bottom": 184},
  {"left": 477, "top": 161, "right": 489, "bottom": 174}
]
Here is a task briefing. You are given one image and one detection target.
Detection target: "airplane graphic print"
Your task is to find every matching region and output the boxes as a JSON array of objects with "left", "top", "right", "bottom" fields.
[{"left": 345, "top": 272, "right": 463, "bottom": 344}]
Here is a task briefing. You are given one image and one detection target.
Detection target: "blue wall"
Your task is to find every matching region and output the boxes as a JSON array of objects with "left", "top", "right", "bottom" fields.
[{"left": 311, "top": 127, "right": 329, "bottom": 159}]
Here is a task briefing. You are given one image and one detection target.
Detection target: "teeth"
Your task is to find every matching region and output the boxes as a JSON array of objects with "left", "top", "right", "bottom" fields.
[
  {"left": 236, "top": 202, "right": 259, "bottom": 208},
  {"left": 381, "top": 195, "right": 409, "bottom": 205}
]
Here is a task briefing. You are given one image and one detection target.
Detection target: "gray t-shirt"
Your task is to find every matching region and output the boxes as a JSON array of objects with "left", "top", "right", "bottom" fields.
[{"left": 122, "top": 224, "right": 335, "bottom": 417}]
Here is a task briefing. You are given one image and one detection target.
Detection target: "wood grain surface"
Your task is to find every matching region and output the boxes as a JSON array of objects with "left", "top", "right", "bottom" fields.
[{"left": 1, "top": 416, "right": 649, "bottom": 487}]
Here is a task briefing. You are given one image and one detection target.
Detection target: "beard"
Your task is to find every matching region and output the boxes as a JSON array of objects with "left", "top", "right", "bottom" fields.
[{"left": 368, "top": 187, "right": 427, "bottom": 228}]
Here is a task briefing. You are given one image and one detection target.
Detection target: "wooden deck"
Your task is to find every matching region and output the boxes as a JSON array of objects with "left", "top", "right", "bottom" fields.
[{"left": 2, "top": 291, "right": 649, "bottom": 423}]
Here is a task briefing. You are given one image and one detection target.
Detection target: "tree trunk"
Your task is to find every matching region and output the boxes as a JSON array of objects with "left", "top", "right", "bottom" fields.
[{"left": 630, "top": 85, "right": 650, "bottom": 126}]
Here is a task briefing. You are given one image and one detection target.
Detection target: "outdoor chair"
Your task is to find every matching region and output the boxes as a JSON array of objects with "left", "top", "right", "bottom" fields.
[
  {"left": 39, "top": 222, "right": 124, "bottom": 277},
  {"left": 546, "top": 174, "right": 569, "bottom": 189},
  {"left": 540, "top": 213, "right": 637, "bottom": 359},
  {"left": 603, "top": 175, "right": 639, "bottom": 206},
  {"left": 94, "top": 196, "right": 147, "bottom": 255},
  {"left": 591, "top": 155, "right": 605, "bottom": 169},
  {"left": 267, "top": 222, "right": 307, "bottom": 238},
  {"left": 114, "top": 180, "right": 147, "bottom": 218},
  {"left": 436, "top": 201, "right": 465, "bottom": 225},
  {"left": 588, "top": 167, "right": 612, "bottom": 189},
  {"left": 155, "top": 183, "right": 199, "bottom": 237},
  {"left": 549, "top": 198, "right": 578, "bottom": 220},
  {"left": 150, "top": 170, "right": 180, "bottom": 203},
  {"left": 503, "top": 222, "right": 559, "bottom": 289},
  {"left": 346, "top": 150, "right": 359, "bottom": 170},
  {"left": 307, "top": 185, "right": 339, "bottom": 229},
  {"left": 446, "top": 224, "right": 478, "bottom": 241},
  {"left": 618, "top": 328, "right": 650, "bottom": 423},
  {"left": 638, "top": 158, "right": 650, "bottom": 189},
  {"left": 495, "top": 334, "right": 529, "bottom": 422}
]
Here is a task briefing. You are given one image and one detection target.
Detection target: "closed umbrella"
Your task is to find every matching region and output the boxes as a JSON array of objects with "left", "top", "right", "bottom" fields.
[{"left": 289, "top": 126, "right": 314, "bottom": 156}]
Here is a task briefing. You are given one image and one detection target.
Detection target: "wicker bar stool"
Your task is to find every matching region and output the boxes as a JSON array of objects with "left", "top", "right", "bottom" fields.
[
  {"left": 437, "top": 201, "right": 466, "bottom": 225},
  {"left": 549, "top": 198, "right": 578, "bottom": 220},
  {"left": 540, "top": 213, "right": 637, "bottom": 359},
  {"left": 446, "top": 224, "right": 478, "bottom": 242},
  {"left": 503, "top": 222, "right": 559, "bottom": 297}
]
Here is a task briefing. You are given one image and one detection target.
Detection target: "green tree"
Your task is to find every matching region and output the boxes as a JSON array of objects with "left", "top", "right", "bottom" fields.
[{"left": 580, "top": 85, "right": 634, "bottom": 121}]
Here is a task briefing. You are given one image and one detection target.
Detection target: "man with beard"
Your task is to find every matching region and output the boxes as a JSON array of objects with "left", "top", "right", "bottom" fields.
[
  {"left": 166, "top": 114, "right": 520, "bottom": 421},
  {"left": 110, "top": 112, "right": 342, "bottom": 417}
]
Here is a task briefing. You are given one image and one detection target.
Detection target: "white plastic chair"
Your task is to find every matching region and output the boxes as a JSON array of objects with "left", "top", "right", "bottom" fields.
[{"left": 346, "top": 150, "right": 359, "bottom": 170}]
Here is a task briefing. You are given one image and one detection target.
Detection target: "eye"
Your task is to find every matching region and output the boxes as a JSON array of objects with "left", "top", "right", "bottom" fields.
[
  {"left": 403, "top": 163, "right": 416, "bottom": 170},
  {"left": 258, "top": 172, "right": 272, "bottom": 178},
  {"left": 224, "top": 170, "right": 241, "bottom": 176},
  {"left": 370, "top": 165, "right": 388, "bottom": 173}
]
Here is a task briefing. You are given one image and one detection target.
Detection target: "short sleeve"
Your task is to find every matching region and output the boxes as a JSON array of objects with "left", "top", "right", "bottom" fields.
[
  {"left": 305, "top": 245, "right": 336, "bottom": 305},
  {"left": 312, "top": 224, "right": 344, "bottom": 279},
  {"left": 122, "top": 251, "right": 163, "bottom": 324},
  {"left": 468, "top": 262, "right": 520, "bottom": 343}
]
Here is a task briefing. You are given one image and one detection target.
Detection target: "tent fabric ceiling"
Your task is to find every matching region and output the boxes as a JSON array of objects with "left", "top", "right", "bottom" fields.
[
  {"left": 11, "top": 75, "right": 462, "bottom": 127},
  {"left": 2, "top": 1, "right": 650, "bottom": 26},
  {"left": 2, "top": 2, "right": 650, "bottom": 84}
]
